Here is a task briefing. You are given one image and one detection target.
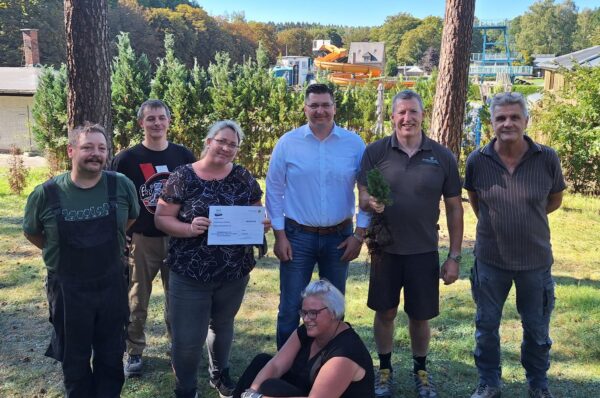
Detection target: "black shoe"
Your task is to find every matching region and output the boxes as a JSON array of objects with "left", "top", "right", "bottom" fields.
[{"left": 209, "top": 368, "right": 236, "bottom": 398}]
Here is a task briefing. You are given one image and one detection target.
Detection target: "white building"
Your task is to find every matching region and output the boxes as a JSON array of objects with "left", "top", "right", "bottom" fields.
[
  {"left": 277, "top": 56, "right": 314, "bottom": 86},
  {"left": 0, "top": 29, "right": 41, "bottom": 152}
]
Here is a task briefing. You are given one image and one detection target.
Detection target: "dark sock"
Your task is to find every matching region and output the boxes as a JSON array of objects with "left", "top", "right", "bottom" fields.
[
  {"left": 378, "top": 352, "right": 392, "bottom": 370},
  {"left": 413, "top": 355, "right": 427, "bottom": 373}
]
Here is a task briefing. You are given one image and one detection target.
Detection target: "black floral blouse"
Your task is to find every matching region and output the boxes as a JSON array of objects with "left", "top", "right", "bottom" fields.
[{"left": 160, "top": 164, "right": 262, "bottom": 282}]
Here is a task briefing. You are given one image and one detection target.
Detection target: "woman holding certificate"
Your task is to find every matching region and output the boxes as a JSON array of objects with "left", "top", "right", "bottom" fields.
[{"left": 155, "top": 120, "right": 268, "bottom": 398}]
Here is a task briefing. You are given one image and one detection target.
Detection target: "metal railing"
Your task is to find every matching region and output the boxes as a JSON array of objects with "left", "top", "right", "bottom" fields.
[{"left": 469, "top": 65, "right": 533, "bottom": 75}]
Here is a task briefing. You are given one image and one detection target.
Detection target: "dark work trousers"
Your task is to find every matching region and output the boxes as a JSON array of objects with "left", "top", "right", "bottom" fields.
[{"left": 43, "top": 172, "right": 129, "bottom": 398}]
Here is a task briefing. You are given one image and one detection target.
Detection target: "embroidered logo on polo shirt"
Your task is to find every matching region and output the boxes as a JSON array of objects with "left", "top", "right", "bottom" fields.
[{"left": 422, "top": 156, "right": 440, "bottom": 166}]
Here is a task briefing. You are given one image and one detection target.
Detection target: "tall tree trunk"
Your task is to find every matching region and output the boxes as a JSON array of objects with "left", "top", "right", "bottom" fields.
[
  {"left": 64, "top": 0, "right": 111, "bottom": 148},
  {"left": 430, "top": 0, "right": 475, "bottom": 159}
]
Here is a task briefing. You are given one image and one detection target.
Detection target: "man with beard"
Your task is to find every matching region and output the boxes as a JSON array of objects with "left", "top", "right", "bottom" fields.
[
  {"left": 111, "top": 99, "right": 195, "bottom": 376},
  {"left": 23, "top": 122, "right": 139, "bottom": 397}
]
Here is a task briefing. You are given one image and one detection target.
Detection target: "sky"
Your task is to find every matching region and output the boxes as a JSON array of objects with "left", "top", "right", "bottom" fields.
[{"left": 194, "top": 0, "right": 600, "bottom": 26}]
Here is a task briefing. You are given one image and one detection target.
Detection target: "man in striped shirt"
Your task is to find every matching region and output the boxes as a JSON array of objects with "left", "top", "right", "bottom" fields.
[{"left": 465, "top": 92, "right": 566, "bottom": 398}]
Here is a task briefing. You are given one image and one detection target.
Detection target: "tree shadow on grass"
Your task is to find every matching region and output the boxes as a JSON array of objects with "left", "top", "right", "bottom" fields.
[
  {"left": 554, "top": 275, "right": 600, "bottom": 289},
  {"left": 230, "top": 327, "right": 600, "bottom": 397}
]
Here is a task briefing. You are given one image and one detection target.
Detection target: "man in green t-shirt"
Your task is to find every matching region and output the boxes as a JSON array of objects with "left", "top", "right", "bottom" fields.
[{"left": 23, "top": 123, "right": 139, "bottom": 398}]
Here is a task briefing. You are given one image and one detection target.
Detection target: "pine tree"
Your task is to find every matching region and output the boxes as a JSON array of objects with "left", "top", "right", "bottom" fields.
[
  {"left": 366, "top": 168, "right": 392, "bottom": 206},
  {"left": 111, "top": 32, "right": 151, "bottom": 151},
  {"left": 31, "top": 65, "right": 69, "bottom": 172},
  {"left": 186, "top": 59, "right": 212, "bottom": 154},
  {"left": 150, "top": 33, "right": 194, "bottom": 149}
]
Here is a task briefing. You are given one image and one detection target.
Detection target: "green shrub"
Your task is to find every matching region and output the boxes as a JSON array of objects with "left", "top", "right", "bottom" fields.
[
  {"left": 530, "top": 65, "right": 600, "bottom": 195},
  {"left": 512, "top": 84, "right": 542, "bottom": 97}
]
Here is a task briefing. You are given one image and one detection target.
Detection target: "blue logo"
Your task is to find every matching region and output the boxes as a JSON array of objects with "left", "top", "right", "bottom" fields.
[{"left": 422, "top": 156, "right": 440, "bottom": 166}]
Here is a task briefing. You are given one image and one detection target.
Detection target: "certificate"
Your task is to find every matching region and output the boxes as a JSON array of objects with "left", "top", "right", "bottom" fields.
[{"left": 207, "top": 206, "right": 265, "bottom": 245}]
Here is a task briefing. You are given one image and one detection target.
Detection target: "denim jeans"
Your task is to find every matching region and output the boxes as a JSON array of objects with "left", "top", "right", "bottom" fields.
[
  {"left": 169, "top": 271, "right": 249, "bottom": 398},
  {"left": 470, "top": 259, "right": 555, "bottom": 389},
  {"left": 276, "top": 218, "right": 353, "bottom": 348}
]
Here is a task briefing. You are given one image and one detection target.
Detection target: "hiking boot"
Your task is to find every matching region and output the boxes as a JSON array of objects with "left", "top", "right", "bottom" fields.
[
  {"left": 124, "top": 354, "right": 143, "bottom": 377},
  {"left": 471, "top": 384, "right": 502, "bottom": 398},
  {"left": 209, "top": 368, "right": 236, "bottom": 398},
  {"left": 413, "top": 370, "right": 438, "bottom": 397},
  {"left": 374, "top": 368, "right": 393, "bottom": 397},
  {"left": 528, "top": 388, "right": 554, "bottom": 398}
]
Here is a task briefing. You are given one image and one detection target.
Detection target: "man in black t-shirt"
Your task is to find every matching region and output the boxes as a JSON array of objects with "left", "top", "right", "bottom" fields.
[{"left": 111, "top": 99, "right": 195, "bottom": 377}]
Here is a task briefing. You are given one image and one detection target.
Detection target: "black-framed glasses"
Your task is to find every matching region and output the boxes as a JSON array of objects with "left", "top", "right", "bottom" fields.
[
  {"left": 213, "top": 138, "right": 240, "bottom": 150},
  {"left": 306, "top": 103, "right": 334, "bottom": 110},
  {"left": 299, "top": 307, "right": 328, "bottom": 320}
]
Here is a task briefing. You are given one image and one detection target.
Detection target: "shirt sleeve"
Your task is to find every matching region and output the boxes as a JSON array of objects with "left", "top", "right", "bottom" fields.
[
  {"left": 160, "top": 166, "right": 186, "bottom": 204},
  {"left": 463, "top": 152, "right": 476, "bottom": 192},
  {"left": 357, "top": 145, "right": 375, "bottom": 187},
  {"left": 122, "top": 175, "right": 140, "bottom": 219},
  {"left": 440, "top": 147, "right": 462, "bottom": 198},
  {"left": 354, "top": 140, "right": 371, "bottom": 228},
  {"left": 265, "top": 137, "right": 287, "bottom": 230},
  {"left": 186, "top": 147, "right": 197, "bottom": 163},
  {"left": 23, "top": 185, "right": 45, "bottom": 235},
  {"left": 249, "top": 177, "right": 263, "bottom": 204},
  {"left": 548, "top": 149, "right": 566, "bottom": 194}
]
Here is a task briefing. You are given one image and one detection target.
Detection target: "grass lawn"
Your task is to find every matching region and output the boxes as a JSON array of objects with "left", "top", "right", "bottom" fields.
[{"left": 0, "top": 166, "right": 599, "bottom": 397}]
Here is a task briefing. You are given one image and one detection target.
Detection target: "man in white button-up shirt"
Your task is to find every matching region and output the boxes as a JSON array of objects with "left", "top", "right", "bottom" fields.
[{"left": 266, "top": 83, "right": 370, "bottom": 349}]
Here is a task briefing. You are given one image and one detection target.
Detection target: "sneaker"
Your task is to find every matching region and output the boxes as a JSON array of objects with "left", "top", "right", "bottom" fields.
[
  {"left": 528, "top": 388, "right": 554, "bottom": 398},
  {"left": 374, "top": 368, "right": 393, "bottom": 397},
  {"left": 471, "top": 384, "right": 502, "bottom": 398},
  {"left": 413, "top": 370, "right": 438, "bottom": 397},
  {"left": 124, "top": 354, "right": 143, "bottom": 377},
  {"left": 209, "top": 368, "right": 236, "bottom": 398}
]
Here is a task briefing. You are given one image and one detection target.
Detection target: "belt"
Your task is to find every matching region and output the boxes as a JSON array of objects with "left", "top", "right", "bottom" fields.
[{"left": 287, "top": 218, "right": 352, "bottom": 235}]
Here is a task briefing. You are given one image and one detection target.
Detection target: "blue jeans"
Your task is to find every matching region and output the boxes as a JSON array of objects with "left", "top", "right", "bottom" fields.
[
  {"left": 169, "top": 271, "right": 249, "bottom": 398},
  {"left": 276, "top": 219, "right": 353, "bottom": 348},
  {"left": 470, "top": 259, "right": 555, "bottom": 389}
]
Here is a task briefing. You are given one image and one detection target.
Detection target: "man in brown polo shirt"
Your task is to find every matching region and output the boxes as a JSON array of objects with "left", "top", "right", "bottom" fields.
[
  {"left": 358, "top": 90, "right": 464, "bottom": 398},
  {"left": 465, "top": 92, "right": 565, "bottom": 398}
]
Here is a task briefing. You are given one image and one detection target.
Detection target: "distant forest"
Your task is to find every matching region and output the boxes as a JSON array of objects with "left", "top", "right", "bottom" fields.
[{"left": 1, "top": 0, "right": 598, "bottom": 70}]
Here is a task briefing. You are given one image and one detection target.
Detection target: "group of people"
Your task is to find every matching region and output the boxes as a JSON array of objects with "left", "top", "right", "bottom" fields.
[{"left": 23, "top": 83, "right": 565, "bottom": 398}]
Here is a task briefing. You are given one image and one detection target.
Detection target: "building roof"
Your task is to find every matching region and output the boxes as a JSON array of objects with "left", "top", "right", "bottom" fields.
[
  {"left": 532, "top": 54, "right": 556, "bottom": 66},
  {"left": 0, "top": 67, "right": 41, "bottom": 95},
  {"left": 538, "top": 46, "right": 600, "bottom": 71},
  {"left": 348, "top": 42, "right": 385, "bottom": 64}
]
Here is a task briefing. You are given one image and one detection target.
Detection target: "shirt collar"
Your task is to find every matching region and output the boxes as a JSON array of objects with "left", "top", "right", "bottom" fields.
[
  {"left": 303, "top": 123, "right": 340, "bottom": 139},
  {"left": 480, "top": 135, "right": 541, "bottom": 157},
  {"left": 390, "top": 131, "right": 432, "bottom": 151}
]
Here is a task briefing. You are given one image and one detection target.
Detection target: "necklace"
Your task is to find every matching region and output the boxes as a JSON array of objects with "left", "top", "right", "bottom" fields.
[{"left": 314, "top": 320, "right": 342, "bottom": 350}]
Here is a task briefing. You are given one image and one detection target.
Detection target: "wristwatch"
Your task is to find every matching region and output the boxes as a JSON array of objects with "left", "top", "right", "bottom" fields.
[{"left": 447, "top": 253, "right": 462, "bottom": 263}]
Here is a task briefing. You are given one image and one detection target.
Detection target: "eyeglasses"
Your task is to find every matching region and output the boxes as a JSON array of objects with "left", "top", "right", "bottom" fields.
[
  {"left": 306, "top": 103, "right": 334, "bottom": 110},
  {"left": 298, "top": 306, "right": 328, "bottom": 320},
  {"left": 213, "top": 138, "right": 240, "bottom": 150}
]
